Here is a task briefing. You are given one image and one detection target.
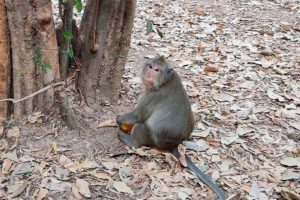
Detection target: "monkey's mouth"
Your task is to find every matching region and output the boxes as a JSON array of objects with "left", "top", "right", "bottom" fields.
[{"left": 143, "top": 76, "right": 153, "bottom": 85}]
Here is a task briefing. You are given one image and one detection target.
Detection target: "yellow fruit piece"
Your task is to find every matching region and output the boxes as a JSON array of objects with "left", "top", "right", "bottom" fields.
[{"left": 120, "top": 123, "right": 133, "bottom": 133}]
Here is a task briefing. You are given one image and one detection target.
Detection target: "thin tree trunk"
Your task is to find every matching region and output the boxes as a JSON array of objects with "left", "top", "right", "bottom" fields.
[
  {"left": 5, "top": 0, "right": 60, "bottom": 118},
  {"left": 79, "top": 0, "right": 136, "bottom": 105},
  {"left": 0, "top": 0, "right": 11, "bottom": 122},
  {"left": 59, "top": 0, "right": 73, "bottom": 80}
]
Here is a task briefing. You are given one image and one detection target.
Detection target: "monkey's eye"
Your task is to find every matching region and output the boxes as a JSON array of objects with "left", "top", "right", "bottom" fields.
[
  {"left": 155, "top": 68, "right": 159, "bottom": 72},
  {"left": 148, "top": 64, "right": 153, "bottom": 69}
]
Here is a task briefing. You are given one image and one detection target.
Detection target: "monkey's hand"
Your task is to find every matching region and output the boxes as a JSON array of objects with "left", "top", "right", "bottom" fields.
[
  {"left": 116, "top": 111, "right": 140, "bottom": 125},
  {"left": 116, "top": 114, "right": 135, "bottom": 133},
  {"left": 116, "top": 115, "right": 122, "bottom": 126}
]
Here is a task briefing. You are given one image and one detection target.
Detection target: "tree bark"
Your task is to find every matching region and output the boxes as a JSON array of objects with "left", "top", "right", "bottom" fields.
[
  {"left": 5, "top": 0, "right": 60, "bottom": 118},
  {"left": 79, "top": 0, "right": 136, "bottom": 105},
  {"left": 0, "top": 0, "right": 11, "bottom": 122},
  {"left": 59, "top": 0, "right": 73, "bottom": 80}
]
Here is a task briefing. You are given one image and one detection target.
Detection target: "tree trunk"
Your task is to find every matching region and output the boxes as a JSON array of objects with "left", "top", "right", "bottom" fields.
[
  {"left": 5, "top": 0, "right": 60, "bottom": 118},
  {"left": 0, "top": 0, "right": 11, "bottom": 122},
  {"left": 59, "top": 0, "right": 73, "bottom": 80},
  {"left": 79, "top": 0, "right": 136, "bottom": 105}
]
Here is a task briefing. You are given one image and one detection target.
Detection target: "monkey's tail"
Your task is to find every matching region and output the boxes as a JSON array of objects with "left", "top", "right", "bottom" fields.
[{"left": 171, "top": 149, "right": 226, "bottom": 200}]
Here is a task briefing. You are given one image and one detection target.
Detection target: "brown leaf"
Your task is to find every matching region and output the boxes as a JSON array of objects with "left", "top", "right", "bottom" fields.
[
  {"left": 8, "top": 181, "right": 28, "bottom": 198},
  {"left": 0, "top": 126, "right": 3, "bottom": 136},
  {"left": 76, "top": 179, "right": 91, "bottom": 198},
  {"left": 7, "top": 126, "right": 20, "bottom": 138},
  {"left": 37, "top": 188, "right": 48, "bottom": 200},
  {"left": 194, "top": 9, "right": 207, "bottom": 16},
  {"left": 2, "top": 158, "right": 13, "bottom": 174},
  {"left": 113, "top": 181, "right": 134, "bottom": 195},
  {"left": 90, "top": 171, "right": 112, "bottom": 181},
  {"left": 45, "top": 179, "right": 72, "bottom": 192},
  {"left": 280, "top": 187, "right": 300, "bottom": 200},
  {"left": 68, "top": 159, "right": 98, "bottom": 173},
  {"left": 204, "top": 66, "right": 218, "bottom": 73},
  {"left": 98, "top": 119, "right": 117, "bottom": 128},
  {"left": 0, "top": 139, "right": 8, "bottom": 150},
  {"left": 72, "top": 184, "right": 83, "bottom": 199}
]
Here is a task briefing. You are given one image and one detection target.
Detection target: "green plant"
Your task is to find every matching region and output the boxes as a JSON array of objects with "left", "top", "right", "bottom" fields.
[
  {"left": 33, "top": 53, "right": 53, "bottom": 71},
  {"left": 146, "top": 21, "right": 163, "bottom": 38},
  {"left": 73, "top": 0, "right": 83, "bottom": 12}
]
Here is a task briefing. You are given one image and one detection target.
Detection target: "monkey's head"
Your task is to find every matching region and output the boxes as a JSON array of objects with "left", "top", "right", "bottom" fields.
[{"left": 141, "top": 56, "right": 174, "bottom": 90}]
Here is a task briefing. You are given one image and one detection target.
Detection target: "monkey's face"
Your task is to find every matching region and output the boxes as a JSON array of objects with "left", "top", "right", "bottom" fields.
[
  {"left": 141, "top": 56, "right": 174, "bottom": 91},
  {"left": 142, "top": 63, "right": 163, "bottom": 89}
]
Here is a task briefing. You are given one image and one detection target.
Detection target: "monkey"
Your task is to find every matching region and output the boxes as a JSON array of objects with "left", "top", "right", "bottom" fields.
[{"left": 116, "top": 56, "right": 226, "bottom": 200}]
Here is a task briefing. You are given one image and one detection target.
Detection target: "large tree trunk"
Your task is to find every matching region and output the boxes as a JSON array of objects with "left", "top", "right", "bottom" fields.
[
  {"left": 0, "top": 0, "right": 11, "bottom": 122},
  {"left": 5, "top": 0, "right": 60, "bottom": 118},
  {"left": 79, "top": 0, "right": 136, "bottom": 105}
]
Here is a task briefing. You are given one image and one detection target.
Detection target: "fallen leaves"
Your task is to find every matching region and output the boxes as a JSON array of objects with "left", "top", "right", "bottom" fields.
[
  {"left": 76, "top": 179, "right": 91, "bottom": 198},
  {"left": 7, "top": 181, "right": 28, "bottom": 198},
  {"left": 0, "top": 0, "right": 299, "bottom": 199},
  {"left": 113, "top": 181, "right": 134, "bottom": 195},
  {"left": 280, "top": 157, "right": 300, "bottom": 168}
]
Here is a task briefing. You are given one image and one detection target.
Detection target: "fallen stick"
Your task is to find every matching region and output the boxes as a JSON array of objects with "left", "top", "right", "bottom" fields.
[{"left": 0, "top": 81, "right": 65, "bottom": 104}]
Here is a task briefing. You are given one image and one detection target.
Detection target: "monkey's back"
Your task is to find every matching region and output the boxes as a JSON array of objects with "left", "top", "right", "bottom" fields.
[{"left": 145, "top": 72, "right": 194, "bottom": 148}]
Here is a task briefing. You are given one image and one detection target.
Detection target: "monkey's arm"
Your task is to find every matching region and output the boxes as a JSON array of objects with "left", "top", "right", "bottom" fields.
[
  {"left": 116, "top": 109, "right": 143, "bottom": 125},
  {"left": 172, "top": 149, "right": 226, "bottom": 200}
]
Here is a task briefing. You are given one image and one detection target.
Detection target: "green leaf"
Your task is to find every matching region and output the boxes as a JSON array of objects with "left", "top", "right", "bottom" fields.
[
  {"left": 33, "top": 53, "right": 42, "bottom": 65},
  {"left": 41, "top": 61, "right": 52, "bottom": 71},
  {"left": 63, "top": 30, "right": 73, "bottom": 40},
  {"left": 73, "top": 0, "right": 83, "bottom": 12},
  {"left": 156, "top": 28, "right": 163, "bottom": 38},
  {"left": 146, "top": 21, "right": 153, "bottom": 33},
  {"left": 68, "top": 44, "right": 74, "bottom": 59}
]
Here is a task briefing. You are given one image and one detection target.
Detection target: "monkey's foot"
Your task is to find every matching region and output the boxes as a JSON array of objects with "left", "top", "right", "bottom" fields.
[{"left": 118, "top": 131, "right": 139, "bottom": 148}]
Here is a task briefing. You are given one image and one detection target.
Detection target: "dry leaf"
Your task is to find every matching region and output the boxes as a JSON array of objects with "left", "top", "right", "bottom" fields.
[
  {"left": 51, "top": 142, "right": 58, "bottom": 154},
  {"left": 0, "top": 139, "right": 8, "bottom": 150},
  {"left": 8, "top": 181, "right": 28, "bottom": 198},
  {"left": 90, "top": 171, "right": 112, "bottom": 181},
  {"left": 279, "top": 187, "right": 300, "bottom": 200},
  {"left": 2, "top": 158, "right": 13, "bottom": 174},
  {"left": 204, "top": 66, "right": 218, "bottom": 73},
  {"left": 119, "top": 167, "right": 132, "bottom": 182},
  {"left": 280, "top": 157, "right": 300, "bottom": 168},
  {"left": 0, "top": 126, "right": 3, "bottom": 136},
  {"left": 236, "top": 125, "right": 255, "bottom": 136},
  {"left": 7, "top": 126, "right": 20, "bottom": 138},
  {"left": 183, "top": 140, "right": 209, "bottom": 152},
  {"left": 1, "top": 150, "right": 19, "bottom": 162},
  {"left": 281, "top": 171, "right": 300, "bottom": 180},
  {"left": 220, "top": 135, "right": 239, "bottom": 145},
  {"left": 113, "top": 181, "right": 134, "bottom": 195},
  {"left": 191, "top": 129, "right": 210, "bottom": 137},
  {"left": 37, "top": 188, "right": 48, "bottom": 200},
  {"left": 213, "top": 93, "right": 235, "bottom": 103},
  {"left": 289, "top": 122, "right": 300, "bottom": 130},
  {"left": 45, "top": 179, "right": 72, "bottom": 192},
  {"left": 98, "top": 119, "right": 116, "bottom": 128},
  {"left": 76, "top": 179, "right": 91, "bottom": 198},
  {"left": 101, "top": 161, "right": 115, "bottom": 170},
  {"left": 68, "top": 159, "right": 98, "bottom": 173},
  {"left": 267, "top": 89, "right": 285, "bottom": 102},
  {"left": 72, "top": 184, "right": 83, "bottom": 199}
]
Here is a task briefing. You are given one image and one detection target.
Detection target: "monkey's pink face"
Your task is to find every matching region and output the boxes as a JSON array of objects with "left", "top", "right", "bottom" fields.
[{"left": 143, "top": 63, "right": 162, "bottom": 89}]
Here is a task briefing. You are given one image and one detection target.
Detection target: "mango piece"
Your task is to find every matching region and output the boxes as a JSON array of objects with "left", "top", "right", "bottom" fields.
[{"left": 119, "top": 123, "right": 133, "bottom": 133}]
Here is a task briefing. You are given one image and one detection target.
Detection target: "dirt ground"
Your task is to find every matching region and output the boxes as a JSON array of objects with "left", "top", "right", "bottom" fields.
[{"left": 1, "top": 0, "right": 299, "bottom": 199}]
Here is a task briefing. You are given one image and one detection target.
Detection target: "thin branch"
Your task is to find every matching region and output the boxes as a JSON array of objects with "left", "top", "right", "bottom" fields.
[{"left": 0, "top": 81, "right": 65, "bottom": 104}]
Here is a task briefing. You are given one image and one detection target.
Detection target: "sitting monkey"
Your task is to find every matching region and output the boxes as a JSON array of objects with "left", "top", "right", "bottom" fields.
[{"left": 117, "top": 56, "right": 226, "bottom": 200}]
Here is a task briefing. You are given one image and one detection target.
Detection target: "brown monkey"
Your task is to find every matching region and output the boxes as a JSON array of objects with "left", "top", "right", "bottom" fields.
[{"left": 116, "top": 56, "right": 226, "bottom": 200}]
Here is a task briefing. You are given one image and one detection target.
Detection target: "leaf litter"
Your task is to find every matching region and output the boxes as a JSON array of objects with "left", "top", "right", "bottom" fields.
[{"left": 0, "top": 0, "right": 299, "bottom": 199}]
